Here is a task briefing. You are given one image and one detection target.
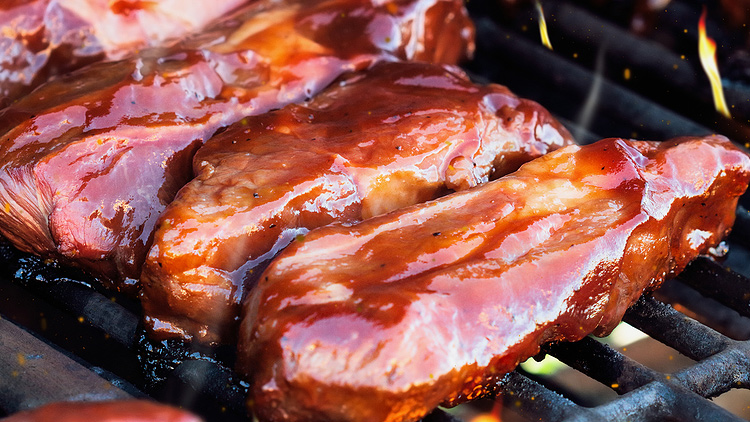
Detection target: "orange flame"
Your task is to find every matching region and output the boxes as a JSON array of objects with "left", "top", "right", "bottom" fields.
[
  {"left": 469, "top": 398, "right": 502, "bottom": 422},
  {"left": 470, "top": 415, "right": 500, "bottom": 422},
  {"left": 535, "top": 1, "right": 552, "bottom": 50},
  {"left": 698, "top": 7, "right": 731, "bottom": 118}
]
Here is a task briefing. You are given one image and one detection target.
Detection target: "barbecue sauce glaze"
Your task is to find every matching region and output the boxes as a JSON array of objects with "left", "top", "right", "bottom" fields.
[
  {"left": 140, "top": 60, "right": 574, "bottom": 345},
  {"left": 237, "top": 136, "right": 750, "bottom": 422},
  {"left": 2, "top": 400, "right": 202, "bottom": 422},
  {"left": 0, "top": 0, "right": 250, "bottom": 107},
  {"left": 0, "top": 0, "right": 473, "bottom": 294}
]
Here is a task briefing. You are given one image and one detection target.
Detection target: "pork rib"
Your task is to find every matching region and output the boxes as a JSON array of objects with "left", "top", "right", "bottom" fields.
[
  {"left": 140, "top": 60, "right": 574, "bottom": 344},
  {"left": 0, "top": 0, "right": 250, "bottom": 107},
  {"left": 3, "top": 400, "right": 201, "bottom": 422},
  {"left": 0, "top": 0, "right": 473, "bottom": 293},
  {"left": 237, "top": 136, "right": 750, "bottom": 422}
]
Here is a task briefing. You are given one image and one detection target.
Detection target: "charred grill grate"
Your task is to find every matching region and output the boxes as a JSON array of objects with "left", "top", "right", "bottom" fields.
[
  {"left": 461, "top": 0, "right": 750, "bottom": 419},
  {"left": 500, "top": 277, "right": 750, "bottom": 422},
  {"left": 2, "top": 0, "right": 750, "bottom": 421}
]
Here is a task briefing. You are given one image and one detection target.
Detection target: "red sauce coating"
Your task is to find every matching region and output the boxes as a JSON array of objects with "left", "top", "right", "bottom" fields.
[
  {"left": 2, "top": 400, "right": 202, "bottom": 422},
  {"left": 140, "top": 60, "right": 573, "bottom": 344},
  {"left": 0, "top": 0, "right": 473, "bottom": 293},
  {"left": 0, "top": 0, "right": 249, "bottom": 107},
  {"left": 236, "top": 136, "right": 750, "bottom": 422}
]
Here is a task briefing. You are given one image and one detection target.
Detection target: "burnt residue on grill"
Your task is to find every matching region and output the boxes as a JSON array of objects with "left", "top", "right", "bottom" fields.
[
  {"left": 0, "top": 241, "right": 141, "bottom": 372},
  {"left": 0, "top": 240, "right": 249, "bottom": 420},
  {"left": 0, "top": 239, "right": 471, "bottom": 422}
]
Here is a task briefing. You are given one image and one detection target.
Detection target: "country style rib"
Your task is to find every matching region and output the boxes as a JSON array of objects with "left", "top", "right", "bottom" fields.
[
  {"left": 140, "top": 60, "right": 574, "bottom": 344},
  {"left": 237, "top": 136, "right": 750, "bottom": 422},
  {"left": 3, "top": 400, "right": 202, "bottom": 422},
  {"left": 0, "top": 0, "right": 473, "bottom": 293},
  {"left": 0, "top": 0, "right": 249, "bottom": 107}
]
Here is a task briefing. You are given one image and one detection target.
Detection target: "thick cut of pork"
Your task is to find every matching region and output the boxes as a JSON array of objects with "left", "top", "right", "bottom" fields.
[
  {"left": 0, "top": 0, "right": 250, "bottom": 107},
  {"left": 237, "top": 136, "right": 750, "bottom": 422},
  {"left": 0, "top": 0, "right": 473, "bottom": 293},
  {"left": 3, "top": 400, "right": 202, "bottom": 422},
  {"left": 140, "top": 60, "right": 573, "bottom": 344}
]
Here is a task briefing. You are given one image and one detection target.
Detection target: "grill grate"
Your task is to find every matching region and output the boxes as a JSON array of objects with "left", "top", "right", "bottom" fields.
[
  {"left": 492, "top": 278, "right": 750, "bottom": 422},
  {"left": 2, "top": 0, "right": 750, "bottom": 421},
  {"left": 459, "top": 0, "right": 750, "bottom": 419}
]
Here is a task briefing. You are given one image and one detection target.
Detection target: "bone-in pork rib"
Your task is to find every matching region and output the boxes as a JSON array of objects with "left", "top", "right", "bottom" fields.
[
  {"left": 0, "top": 0, "right": 473, "bottom": 294},
  {"left": 0, "top": 0, "right": 250, "bottom": 107},
  {"left": 140, "top": 60, "right": 574, "bottom": 344},
  {"left": 236, "top": 136, "right": 750, "bottom": 422},
  {"left": 3, "top": 400, "right": 202, "bottom": 422}
]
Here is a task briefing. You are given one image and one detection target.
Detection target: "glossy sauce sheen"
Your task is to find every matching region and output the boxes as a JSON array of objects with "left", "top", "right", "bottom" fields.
[
  {"left": 237, "top": 136, "right": 750, "bottom": 422},
  {"left": 0, "top": 0, "right": 473, "bottom": 293},
  {"left": 0, "top": 0, "right": 248, "bottom": 107},
  {"left": 2, "top": 400, "right": 202, "bottom": 422},
  {"left": 140, "top": 60, "right": 573, "bottom": 344}
]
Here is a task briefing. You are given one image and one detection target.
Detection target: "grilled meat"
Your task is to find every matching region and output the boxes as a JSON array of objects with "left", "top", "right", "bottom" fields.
[
  {"left": 140, "top": 60, "right": 574, "bottom": 344},
  {"left": 0, "top": 0, "right": 473, "bottom": 294},
  {"left": 237, "top": 135, "right": 750, "bottom": 422},
  {"left": 0, "top": 0, "right": 249, "bottom": 107},
  {"left": 3, "top": 400, "right": 202, "bottom": 422}
]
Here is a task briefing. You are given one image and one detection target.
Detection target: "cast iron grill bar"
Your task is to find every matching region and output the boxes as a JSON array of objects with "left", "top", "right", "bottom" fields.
[
  {"left": 540, "top": 1, "right": 750, "bottom": 124},
  {"left": 678, "top": 257, "right": 750, "bottom": 319},
  {"left": 545, "top": 1, "right": 697, "bottom": 90},
  {"left": 468, "top": 17, "right": 712, "bottom": 141},
  {"left": 673, "top": 345, "right": 750, "bottom": 397},
  {"left": 0, "top": 243, "right": 139, "bottom": 347},
  {"left": 496, "top": 371, "right": 587, "bottom": 419},
  {"left": 33, "top": 279, "right": 138, "bottom": 348},
  {"left": 505, "top": 298, "right": 750, "bottom": 422},
  {"left": 545, "top": 337, "right": 656, "bottom": 395},
  {"left": 538, "top": 297, "right": 750, "bottom": 420},
  {"left": 499, "top": 371, "right": 746, "bottom": 422},
  {"left": 0, "top": 316, "right": 133, "bottom": 412},
  {"left": 580, "top": 296, "right": 750, "bottom": 398},
  {"left": 623, "top": 296, "right": 731, "bottom": 361},
  {"left": 570, "top": 381, "right": 744, "bottom": 422}
]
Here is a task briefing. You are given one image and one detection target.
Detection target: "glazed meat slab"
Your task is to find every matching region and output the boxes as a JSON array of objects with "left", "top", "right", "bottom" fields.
[
  {"left": 0, "top": 0, "right": 473, "bottom": 293},
  {"left": 140, "top": 60, "right": 574, "bottom": 344},
  {"left": 0, "top": 0, "right": 249, "bottom": 107},
  {"left": 237, "top": 136, "right": 750, "bottom": 422},
  {"left": 3, "top": 400, "right": 202, "bottom": 422}
]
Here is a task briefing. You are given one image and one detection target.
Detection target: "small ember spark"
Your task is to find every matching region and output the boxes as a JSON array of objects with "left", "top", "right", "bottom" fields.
[
  {"left": 535, "top": 1, "right": 553, "bottom": 50},
  {"left": 698, "top": 7, "right": 731, "bottom": 119}
]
